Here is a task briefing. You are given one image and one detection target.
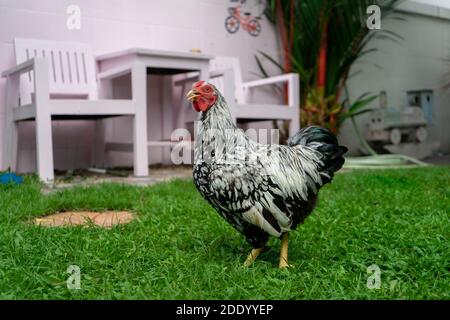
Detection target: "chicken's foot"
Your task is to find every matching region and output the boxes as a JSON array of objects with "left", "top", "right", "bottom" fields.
[
  {"left": 279, "top": 232, "right": 290, "bottom": 269},
  {"left": 243, "top": 247, "right": 264, "bottom": 267}
]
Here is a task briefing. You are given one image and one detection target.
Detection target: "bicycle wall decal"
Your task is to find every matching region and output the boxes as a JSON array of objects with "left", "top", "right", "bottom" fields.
[{"left": 225, "top": 0, "right": 263, "bottom": 37}]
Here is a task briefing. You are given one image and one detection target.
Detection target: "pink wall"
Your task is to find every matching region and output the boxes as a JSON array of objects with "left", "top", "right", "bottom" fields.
[{"left": 0, "top": 0, "right": 281, "bottom": 172}]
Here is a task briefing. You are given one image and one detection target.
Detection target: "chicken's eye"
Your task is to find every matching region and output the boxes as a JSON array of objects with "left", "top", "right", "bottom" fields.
[{"left": 204, "top": 86, "right": 211, "bottom": 92}]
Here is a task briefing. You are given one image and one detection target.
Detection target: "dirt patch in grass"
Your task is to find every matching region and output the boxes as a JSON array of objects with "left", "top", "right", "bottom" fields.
[{"left": 34, "top": 211, "right": 134, "bottom": 228}]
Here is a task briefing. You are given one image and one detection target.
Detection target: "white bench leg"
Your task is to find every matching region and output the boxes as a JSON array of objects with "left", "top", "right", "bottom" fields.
[
  {"left": 131, "top": 63, "right": 149, "bottom": 177},
  {"left": 34, "top": 58, "right": 54, "bottom": 182},
  {"left": 289, "top": 117, "right": 300, "bottom": 137},
  {"left": 3, "top": 120, "right": 18, "bottom": 172},
  {"left": 287, "top": 74, "right": 300, "bottom": 138},
  {"left": 35, "top": 108, "right": 54, "bottom": 182},
  {"left": 3, "top": 75, "right": 20, "bottom": 172}
]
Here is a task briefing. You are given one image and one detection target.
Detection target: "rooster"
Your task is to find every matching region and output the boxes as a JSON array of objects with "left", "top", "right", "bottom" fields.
[{"left": 187, "top": 80, "right": 347, "bottom": 268}]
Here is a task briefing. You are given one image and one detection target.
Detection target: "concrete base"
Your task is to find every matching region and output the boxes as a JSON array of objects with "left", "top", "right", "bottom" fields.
[
  {"left": 41, "top": 165, "right": 193, "bottom": 195},
  {"left": 384, "top": 141, "right": 440, "bottom": 160}
]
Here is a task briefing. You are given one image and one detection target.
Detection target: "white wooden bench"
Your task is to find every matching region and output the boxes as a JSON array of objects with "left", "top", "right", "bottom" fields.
[
  {"left": 1, "top": 38, "right": 149, "bottom": 182},
  {"left": 176, "top": 56, "right": 300, "bottom": 136}
]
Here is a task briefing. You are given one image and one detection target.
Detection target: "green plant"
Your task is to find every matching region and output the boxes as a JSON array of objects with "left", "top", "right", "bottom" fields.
[{"left": 257, "top": 0, "right": 402, "bottom": 134}]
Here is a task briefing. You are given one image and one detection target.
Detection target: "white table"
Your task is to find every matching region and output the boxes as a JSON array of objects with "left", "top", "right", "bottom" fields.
[{"left": 96, "top": 48, "right": 213, "bottom": 175}]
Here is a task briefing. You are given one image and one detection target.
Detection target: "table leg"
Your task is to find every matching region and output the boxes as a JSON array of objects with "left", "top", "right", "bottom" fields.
[
  {"left": 162, "top": 76, "right": 173, "bottom": 164},
  {"left": 131, "top": 62, "right": 149, "bottom": 177},
  {"left": 94, "top": 77, "right": 113, "bottom": 168}
]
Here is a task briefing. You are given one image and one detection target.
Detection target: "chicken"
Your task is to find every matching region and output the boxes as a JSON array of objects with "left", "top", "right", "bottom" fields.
[{"left": 186, "top": 80, "right": 348, "bottom": 268}]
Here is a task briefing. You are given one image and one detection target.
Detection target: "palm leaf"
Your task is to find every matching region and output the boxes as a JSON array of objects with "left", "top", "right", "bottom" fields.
[
  {"left": 260, "top": 0, "right": 402, "bottom": 131},
  {"left": 255, "top": 54, "right": 270, "bottom": 78},
  {"left": 257, "top": 50, "right": 285, "bottom": 72}
]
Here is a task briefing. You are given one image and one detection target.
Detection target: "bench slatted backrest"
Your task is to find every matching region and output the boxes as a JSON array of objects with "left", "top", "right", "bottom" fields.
[{"left": 14, "top": 38, "right": 98, "bottom": 105}]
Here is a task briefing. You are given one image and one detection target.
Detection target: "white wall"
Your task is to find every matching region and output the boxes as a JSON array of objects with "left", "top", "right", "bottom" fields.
[
  {"left": 342, "top": 1, "right": 450, "bottom": 155},
  {"left": 0, "top": 0, "right": 280, "bottom": 172},
  {"left": 413, "top": 0, "right": 450, "bottom": 9}
]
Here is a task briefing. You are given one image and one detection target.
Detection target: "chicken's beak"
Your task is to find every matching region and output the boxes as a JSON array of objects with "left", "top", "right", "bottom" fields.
[{"left": 186, "top": 89, "right": 200, "bottom": 101}]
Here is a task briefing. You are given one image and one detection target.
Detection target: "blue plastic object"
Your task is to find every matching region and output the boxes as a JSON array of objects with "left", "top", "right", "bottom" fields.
[{"left": 0, "top": 173, "right": 23, "bottom": 185}]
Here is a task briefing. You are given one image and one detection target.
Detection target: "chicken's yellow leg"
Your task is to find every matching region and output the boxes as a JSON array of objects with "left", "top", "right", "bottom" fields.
[
  {"left": 279, "top": 233, "right": 289, "bottom": 269},
  {"left": 243, "top": 247, "right": 264, "bottom": 267}
]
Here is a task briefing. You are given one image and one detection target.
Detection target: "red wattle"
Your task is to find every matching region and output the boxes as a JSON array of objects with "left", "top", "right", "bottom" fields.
[
  {"left": 193, "top": 101, "right": 201, "bottom": 112},
  {"left": 193, "top": 99, "right": 211, "bottom": 112}
]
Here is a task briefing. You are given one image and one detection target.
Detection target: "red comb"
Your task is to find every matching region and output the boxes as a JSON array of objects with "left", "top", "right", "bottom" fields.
[{"left": 194, "top": 80, "right": 205, "bottom": 87}]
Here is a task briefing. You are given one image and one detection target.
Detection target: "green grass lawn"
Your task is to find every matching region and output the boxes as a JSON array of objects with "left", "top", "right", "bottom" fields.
[{"left": 0, "top": 167, "right": 448, "bottom": 299}]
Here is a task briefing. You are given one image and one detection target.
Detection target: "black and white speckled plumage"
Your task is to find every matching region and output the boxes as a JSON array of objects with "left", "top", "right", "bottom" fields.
[{"left": 193, "top": 85, "right": 347, "bottom": 248}]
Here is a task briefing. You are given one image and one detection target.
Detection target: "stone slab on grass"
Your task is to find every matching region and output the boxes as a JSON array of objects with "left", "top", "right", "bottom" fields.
[{"left": 34, "top": 211, "right": 134, "bottom": 228}]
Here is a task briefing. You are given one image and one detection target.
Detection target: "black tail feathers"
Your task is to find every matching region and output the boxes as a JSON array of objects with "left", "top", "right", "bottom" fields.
[{"left": 288, "top": 126, "right": 348, "bottom": 183}]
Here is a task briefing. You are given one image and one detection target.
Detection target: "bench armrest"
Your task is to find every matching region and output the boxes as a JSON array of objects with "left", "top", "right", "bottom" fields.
[
  {"left": 1, "top": 58, "right": 36, "bottom": 78},
  {"left": 241, "top": 73, "right": 297, "bottom": 89},
  {"left": 2, "top": 58, "right": 49, "bottom": 108},
  {"left": 242, "top": 73, "right": 299, "bottom": 107}
]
